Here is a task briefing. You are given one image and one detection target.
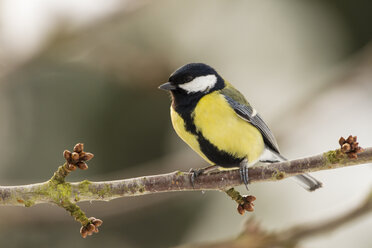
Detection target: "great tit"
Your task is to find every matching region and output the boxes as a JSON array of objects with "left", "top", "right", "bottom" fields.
[{"left": 159, "top": 63, "right": 322, "bottom": 191}]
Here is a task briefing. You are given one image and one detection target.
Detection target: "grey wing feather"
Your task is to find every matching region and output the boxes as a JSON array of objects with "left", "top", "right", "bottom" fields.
[{"left": 224, "top": 95, "right": 280, "bottom": 153}]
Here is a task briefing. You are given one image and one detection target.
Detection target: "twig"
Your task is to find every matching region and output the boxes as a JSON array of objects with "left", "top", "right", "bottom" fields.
[
  {"left": 1, "top": 141, "right": 371, "bottom": 237},
  {"left": 0, "top": 144, "right": 102, "bottom": 238},
  {"left": 225, "top": 188, "right": 256, "bottom": 214}
]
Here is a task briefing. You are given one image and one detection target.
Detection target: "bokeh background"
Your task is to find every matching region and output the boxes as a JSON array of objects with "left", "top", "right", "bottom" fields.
[{"left": 0, "top": 0, "right": 371, "bottom": 247}]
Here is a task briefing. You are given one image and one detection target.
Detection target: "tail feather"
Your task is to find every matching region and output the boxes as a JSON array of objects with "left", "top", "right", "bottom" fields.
[{"left": 260, "top": 148, "right": 322, "bottom": 191}]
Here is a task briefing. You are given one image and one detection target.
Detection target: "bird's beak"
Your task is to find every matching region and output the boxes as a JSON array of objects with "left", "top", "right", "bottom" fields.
[{"left": 158, "top": 82, "right": 176, "bottom": 91}]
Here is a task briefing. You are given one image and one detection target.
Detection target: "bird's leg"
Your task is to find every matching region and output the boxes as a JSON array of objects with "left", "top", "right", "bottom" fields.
[
  {"left": 189, "top": 165, "right": 219, "bottom": 187},
  {"left": 239, "top": 159, "right": 249, "bottom": 190}
]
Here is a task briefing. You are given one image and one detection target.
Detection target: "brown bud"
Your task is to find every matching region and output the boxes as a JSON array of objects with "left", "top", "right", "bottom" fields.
[
  {"left": 339, "top": 137, "right": 346, "bottom": 146},
  {"left": 243, "top": 202, "right": 254, "bottom": 212},
  {"left": 351, "top": 142, "right": 359, "bottom": 150},
  {"left": 71, "top": 152, "right": 80, "bottom": 163},
  {"left": 87, "top": 223, "right": 95, "bottom": 233},
  {"left": 81, "top": 152, "right": 94, "bottom": 161},
  {"left": 67, "top": 163, "right": 77, "bottom": 171},
  {"left": 356, "top": 147, "right": 364, "bottom": 153},
  {"left": 348, "top": 153, "right": 358, "bottom": 159},
  {"left": 77, "top": 162, "right": 88, "bottom": 170},
  {"left": 74, "top": 143, "right": 84, "bottom": 153},
  {"left": 92, "top": 219, "right": 103, "bottom": 227},
  {"left": 341, "top": 143, "right": 351, "bottom": 153},
  {"left": 93, "top": 227, "right": 99, "bottom": 233},
  {"left": 63, "top": 150, "right": 72, "bottom": 161},
  {"left": 346, "top": 135, "right": 354, "bottom": 144},
  {"left": 246, "top": 195, "right": 256, "bottom": 202},
  {"left": 237, "top": 205, "right": 245, "bottom": 215},
  {"left": 80, "top": 226, "right": 88, "bottom": 238}
]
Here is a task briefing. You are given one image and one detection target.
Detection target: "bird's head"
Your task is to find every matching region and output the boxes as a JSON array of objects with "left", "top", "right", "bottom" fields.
[{"left": 159, "top": 63, "right": 224, "bottom": 96}]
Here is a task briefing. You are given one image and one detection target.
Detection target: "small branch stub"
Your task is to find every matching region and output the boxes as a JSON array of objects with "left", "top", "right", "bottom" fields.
[
  {"left": 224, "top": 188, "right": 256, "bottom": 214},
  {"left": 60, "top": 143, "right": 101, "bottom": 238}
]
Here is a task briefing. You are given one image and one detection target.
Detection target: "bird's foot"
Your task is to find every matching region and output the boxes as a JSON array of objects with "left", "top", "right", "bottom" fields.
[
  {"left": 189, "top": 168, "right": 205, "bottom": 187},
  {"left": 239, "top": 165, "right": 249, "bottom": 191}
]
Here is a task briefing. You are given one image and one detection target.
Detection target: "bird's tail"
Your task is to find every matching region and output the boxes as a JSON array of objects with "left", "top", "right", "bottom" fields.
[{"left": 265, "top": 150, "right": 322, "bottom": 192}]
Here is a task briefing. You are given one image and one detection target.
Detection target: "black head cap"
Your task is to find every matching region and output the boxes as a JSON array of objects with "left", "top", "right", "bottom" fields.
[{"left": 168, "top": 63, "right": 219, "bottom": 85}]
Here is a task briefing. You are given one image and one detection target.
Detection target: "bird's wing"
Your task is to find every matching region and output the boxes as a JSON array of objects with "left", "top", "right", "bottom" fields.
[{"left": 221, "top": 84, "right": 280, "bottom": 153}]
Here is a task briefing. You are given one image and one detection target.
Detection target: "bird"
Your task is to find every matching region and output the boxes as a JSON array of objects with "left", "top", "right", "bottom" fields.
[{"left": 159, "top": 63, "right": 322, "bottom": 191}]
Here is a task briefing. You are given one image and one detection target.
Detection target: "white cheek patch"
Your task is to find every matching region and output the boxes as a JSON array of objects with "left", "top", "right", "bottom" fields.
[{"left": 179, "top": 74, "right": 217, "bottom": 93}]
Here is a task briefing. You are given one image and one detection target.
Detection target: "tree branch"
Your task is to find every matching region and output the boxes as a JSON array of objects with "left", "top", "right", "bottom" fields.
[
  {"left": 0, "top": 139, "right": 371, "bottom": 237},
  {"left": 2, "top": 148, "right": 371, "bottom": 204}
]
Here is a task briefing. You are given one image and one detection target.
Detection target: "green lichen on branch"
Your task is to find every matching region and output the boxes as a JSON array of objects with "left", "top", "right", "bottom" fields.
[
  {"left": 78, "top": 180, "right": 93, "bottom": 197},
  {"left": 97, "top": 184, "right": 113, "bottom": 198},
  {"left": 323, "top": 149, "right": 346, "bottom": 165},
  {"left": 176, "top": 171, "right": 184, "bottom": 176},
  {"left": 50, "top": 163, "right": 70, "bottom": 183},
  {"left": 26, "top": 165, "right": 93, "bottom": 229},
  {"left": 272, "top": 170, "right": 286, "bottom": 180},
  {"left": 33, "top": 180, "right": 71, "bottom": 204},
  {"left": 23, "top": 199, "right": 35, "bottom": 207},
  {"left": 225, "top": 188, "right": 245, "bottom": 205},
  {"left": 63, "top": 200, "right": 90, "bottom": 225}
]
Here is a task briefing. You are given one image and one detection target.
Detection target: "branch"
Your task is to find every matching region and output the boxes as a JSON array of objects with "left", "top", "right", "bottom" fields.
[{"left": 0, "top": 137, "right": 370, "bottom": 237}]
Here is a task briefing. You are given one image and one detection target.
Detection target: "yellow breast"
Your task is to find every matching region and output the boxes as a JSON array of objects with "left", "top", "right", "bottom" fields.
[
  {"left": 170, "top": 107, "right": 213, "bottom": 164},
  {"left": 193, "top": 91, "right": 264, "bottom": 163}
]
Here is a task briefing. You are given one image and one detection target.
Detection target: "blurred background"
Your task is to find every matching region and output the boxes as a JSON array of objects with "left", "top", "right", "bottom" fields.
[{"left": 0, "top": 0, "right": 371, "bottom": 247}]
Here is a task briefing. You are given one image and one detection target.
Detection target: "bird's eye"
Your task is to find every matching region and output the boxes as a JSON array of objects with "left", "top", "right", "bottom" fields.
[{"left": 185, "top": 75, "right": 193, "bottom": 82}]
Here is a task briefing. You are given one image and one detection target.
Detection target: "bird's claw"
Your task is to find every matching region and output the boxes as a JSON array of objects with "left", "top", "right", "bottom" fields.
[
  {"left": 239, "top": 165, "right": 249, "bottom": 191},
  {"left": 189, "top": 168, "right": 205, "bottom": 187}
]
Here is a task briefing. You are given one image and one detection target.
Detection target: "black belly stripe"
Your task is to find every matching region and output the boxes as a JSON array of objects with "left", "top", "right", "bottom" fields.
[{"left": 196, "top": 133, "right": 244, "bottom": 167}]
